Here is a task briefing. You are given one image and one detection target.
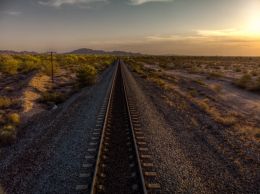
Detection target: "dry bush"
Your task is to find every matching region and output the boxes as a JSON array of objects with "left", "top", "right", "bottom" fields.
[
  {"left": 195, "top": 98, "right": 237, "bottom": 126},
  {"left": 251, "top": 71, "right": 258, "bottom": 77},
  {"left": 0, "top": 55, "right": 19, "bottom": 74},
  {"left": 235, "top": 67, "right": 242, "bottom": 72},
  {"left": 76, "top": 64, "right": 97, "bottom": 86},
  {"left": 188, "top": 88, "right": 198, "bottom": 97},
  {"left": 235, "top": 74, "right": 252, "bottom": 89},
  {"left": 150, "top": 77, "right": 169, "bottom": 90},
  {"left": 8, "top": 113, "right": 20, "bottom": 125},
  {"left": 39, "top": 92, "right": 66, "bottom": 105},
  {"left": 207, "top": 71, "right": 223, "bottom": 78},
  {"left": 0, "top": 97, "right": 20, "bottom": 109},
  {"left": 212, "top": 84, "right": 222, "bottom": 93},
  {"left": 0, "top": 124, "right": 16, "bottom": 145},
  {"left": 194, "top": 79, "right": 206, "bottom": 86},
  {"left": 236, "top": 125, "right": 260, "bottom": 141},
  {"left": 251, "top": 76, "right": 260, "bottom": 91}
]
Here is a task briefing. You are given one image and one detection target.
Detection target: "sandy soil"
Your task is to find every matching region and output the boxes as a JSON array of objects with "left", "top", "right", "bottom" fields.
[
  {"left": 123, "top": 62, "right": 259, "bottom": 193},
  {"left": 165, "top": 69, "right": 260, "bottom": 121},
  {"left": 0, "top": 64, "right": 115, "bottom": 194},
  {"left": 21, "top": 73, "right": 50, "bottom": 122}
]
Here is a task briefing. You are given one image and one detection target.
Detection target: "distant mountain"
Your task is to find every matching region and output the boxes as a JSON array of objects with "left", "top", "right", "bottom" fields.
[
  {"left": 0, "top": 48, "right": 142, "bottom": 56},
  {"left": 68, "top": 48, "right": 142, "bottom": 56},
  {"left": 0, "top": 50, "right": 38, "bottom": 55}
]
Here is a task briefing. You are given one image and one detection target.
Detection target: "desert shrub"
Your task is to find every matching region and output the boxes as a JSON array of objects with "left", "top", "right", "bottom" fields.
[
  {"left": 256, "top": 76, "right": 260, "bottom": 87},
  {"left": 58, "top": 54, "right": 79, "bottom": 66},
  {"left": 0, "top": 97, "right": 20, "bottom": 109},
  {"left": 0, "top": 55, "right": 19, "bottom": 74},
  {"left": 8, "top": 113, "right": 20, "bottom": 125},
  {"left": 251, "top": 76, "right": 260, "bottom": 91},
  {"left": 195, "top": 98, "right": 236, "bottom": 125},
  {"left": 234, "top": 124, "right": 260, "bottom": 141},
  {"left": 41, "top": 60, "right": 59, "bottom": 76},
  {"left": 194, "top": 79, "right": 205, "bottom": 86},
  {"left": 189, "top": 88, "right": 198, "bottom": 97},
  {"left": 235, "top": 74, "right": 252, "bottom": 89},
  {"left": 100, "top": 59, "right": 113, "bottom": 70},
  {"left": 76, "top": 64, "right": 97, "bottom": 86},
  {"left": 251, "top": 71, "right": 258, "bottom": 77},
  {"left": 40, "top": 92, "right": 66, "bottom": 105},
  {"left": 188, "top": 67, "right": 200, "bottom": 74},
  {"left": 0, "top": 124, "right": 16, "bottom": 145},
  {"left": 208, "top": 71, "right": 223, "bottom": 78},
  {"left": 130, "top": 62, "right": 145, "bottom": 75},
  {"left": 212, "top": 84, "right": 222, "bottom": 93},
  {"left": 19, "top": 60, "right": 40, "bottom": 73},
  {"left": 235, "top": 67, "right": 241, "bottom": 72}
]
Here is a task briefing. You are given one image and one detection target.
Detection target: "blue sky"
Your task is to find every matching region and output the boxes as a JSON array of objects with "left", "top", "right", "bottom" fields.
[{"left": 0, "top": 0, "right": 260, "bottom": 55}]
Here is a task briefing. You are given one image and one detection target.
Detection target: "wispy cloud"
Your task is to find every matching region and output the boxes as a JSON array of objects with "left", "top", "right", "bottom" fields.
[
  {"left": 129, "top": 0, "right": 173, "bottom": 5},
  {"left": 38, "top": 0, "right": 108, "bottom": 8},
  {"left": 4, "top": 11, "right": 22, "bottom": 16},
  {"left": 197, "top": 29, "right": 246, "bottom": 37},
  {"left": 146, "top": 29, "right": 260, "bottom": 44},
  {"left": 146, "top": 34, "right": 201, "bottom": 41}
]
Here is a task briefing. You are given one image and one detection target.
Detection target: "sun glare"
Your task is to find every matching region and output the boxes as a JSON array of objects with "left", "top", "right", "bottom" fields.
[
  {"left": 245, "top": 2, "right": 260, "bottom": 36},
  {"left": 248, "top": 15, "right": 260, "bottom": 35}
]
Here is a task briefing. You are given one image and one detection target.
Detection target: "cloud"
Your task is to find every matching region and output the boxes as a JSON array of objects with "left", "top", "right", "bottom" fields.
[
  {"left": 146, "top": 34, "right": 200, "bottom": 41},
  {"left": 146, "top": 29, "right": 260, "bottom": 44},
  {"left": 4, "top": 11, "right": 22, "bottom": 16},
  {"left": 196, "top": 29, "right": 260, "bottom": 42},
  {"left": 129, "top": 0, "right": 173, "bottom": 5},
  {"left": 197, "top": 29, "right": 245, "bottom": 37},
  {"left": 38, "top": 0, "right": 108, "bottom": 8}
]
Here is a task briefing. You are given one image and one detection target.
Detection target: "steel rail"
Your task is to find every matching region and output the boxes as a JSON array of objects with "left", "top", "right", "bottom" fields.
[
  {"left": 90, "top": 60, "right": 119, "bottom": 194},
  {"left": 121, "top": 60, "right": 148, "bottom": 194}
]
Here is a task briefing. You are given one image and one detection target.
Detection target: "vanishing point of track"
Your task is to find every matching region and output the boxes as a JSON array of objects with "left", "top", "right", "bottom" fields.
[{"left": 76, "top": 60, "right": 160, "bottom": 194}]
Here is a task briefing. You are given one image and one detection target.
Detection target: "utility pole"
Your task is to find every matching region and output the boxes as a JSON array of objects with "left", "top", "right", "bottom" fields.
[{"left": 51, "top": 51, "right": 54, "bottom": 83}]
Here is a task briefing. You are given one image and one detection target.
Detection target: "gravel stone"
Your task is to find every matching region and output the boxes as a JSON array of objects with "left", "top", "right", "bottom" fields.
[
  {"left": 0, "top": 65, "right": 116, "bottom": 194},
  {"left": 122, "top": 62, "right": 259, "bottom": 194}
]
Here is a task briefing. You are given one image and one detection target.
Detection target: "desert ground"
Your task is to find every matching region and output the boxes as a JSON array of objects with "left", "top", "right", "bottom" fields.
[{"left": 0, "top": 55, "right": 259, "bottom": 193}]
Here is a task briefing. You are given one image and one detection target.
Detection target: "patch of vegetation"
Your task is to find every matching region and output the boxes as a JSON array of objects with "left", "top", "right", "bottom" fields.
[
  {"left": 39, "top": 92, "right": 67, "bottom": 105},
  {"left": 235, "top": 67, "right": 242, "bottom": 72},
  {"left": 236, "top": 124, "right": 260, "bottom": 141},
  {"left": 0, "top": 112, "right": 20, "bottom": 145},
  {"left": 194, "top": 79, "right": 206, "bottom": 86},
  {"left": 235, "top": 74, "right": 252, "bottom": 89},
  {"left": 150, "top": 77, "right": 169, "bottom": 90},
  {"left": 234, "top": 74, "right": 260, "bottom": 92},
  {"left": 76, "top": 64, "right": 97, "bottom": 86},
  {"left": 0, "top": 55, "right": 19, "bottom": 74},
  {"left": 207, "top": 71, "right": 223, "bottom": 78},
  {"left": 0, "top": 97, "right": 20, "bottom": 109},
  {"left": 0, "top": 54, "right": 114, "bottom": 76},
  {"left": 8, "top": 113, "right": 20, "bottom": 125},
  {"left": 195, "top": 98, "right": 237, "bottom": 126},
  {"left": 188, "top": 88, "right": 199, "bottom": 97},
  {"left": 0, "top": 54, "right": 115, "bottom": 146},
  {"left": 0, "top": 124, "right": 17, "bottom": 145},
  {"left": 212, "top": 84, "right": 222, "bottom": 93}
]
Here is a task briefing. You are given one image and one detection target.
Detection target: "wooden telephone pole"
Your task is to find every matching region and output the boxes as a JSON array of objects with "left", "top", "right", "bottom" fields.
[{"left": 51, "top": 52, "right": 54, "bottom": 83}]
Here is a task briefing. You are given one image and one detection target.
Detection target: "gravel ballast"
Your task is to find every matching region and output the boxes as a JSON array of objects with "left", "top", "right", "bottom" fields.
[
  {"left": 0, "top": 64, "right": 116, "bottom": 194},
  {"left": 0, "top": 61, "right": 258, "bottom": 194},
  {"left": 122, "top": 61, "right": 259, "bottom": 194}
]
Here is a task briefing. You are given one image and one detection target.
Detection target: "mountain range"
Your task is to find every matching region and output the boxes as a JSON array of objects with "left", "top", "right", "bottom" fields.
[
  {"left": 0, "top": 48, "right": 142, "bottom": 56},
  {"left": 67, "top": 48, "right": 142, "bottom": 56}
]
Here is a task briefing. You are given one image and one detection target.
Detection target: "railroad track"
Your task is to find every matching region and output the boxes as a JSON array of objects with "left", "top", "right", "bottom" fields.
[{"left": 76, "top": 60, "right": 160, "bottom": 194}]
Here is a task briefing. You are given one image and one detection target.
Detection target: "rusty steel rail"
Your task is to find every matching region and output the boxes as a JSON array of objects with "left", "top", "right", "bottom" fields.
[
  {"left": 86, "top": 59, "right": 160, "bottom": 194},
  {"left": 89, "top": 60, "right": 119, "bottom": 194}
]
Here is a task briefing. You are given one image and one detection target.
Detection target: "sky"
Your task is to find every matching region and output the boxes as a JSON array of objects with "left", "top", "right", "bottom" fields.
[{"left": 0, "top": 0, "right": 260, "bottom": 56}]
